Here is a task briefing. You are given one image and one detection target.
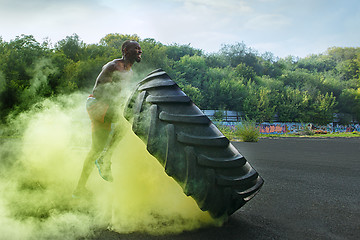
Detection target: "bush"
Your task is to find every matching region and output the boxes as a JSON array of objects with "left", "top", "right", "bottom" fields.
[
  {"left": 236, "top": 120, "right": 260, "bottom": 142},
  {"left": 213, "top": 110, "right": 225, "bottom": 121},
  {"left": 217, "top": 124, "right": 236, "bottom": 140},
  {"left": 300, "top": 127, "right": 315, "bottom": 136}
]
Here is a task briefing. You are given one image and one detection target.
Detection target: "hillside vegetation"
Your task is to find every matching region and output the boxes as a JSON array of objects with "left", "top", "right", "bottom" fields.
[{"left": 0, "top": 33, "right": 359, "bottom": 124}]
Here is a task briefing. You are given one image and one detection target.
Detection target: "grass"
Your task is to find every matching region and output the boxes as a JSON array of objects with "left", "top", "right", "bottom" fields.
[
  {"left": 217, "top": 125, "right": 237, "bottom": 140},
  {"left": 216, "top": 121, "right": 360, "bottom": 141},
  {"left": 217, "top": 121, "right": 260, "bottom": 142},
  {"left": 236, "top": 121, "right": 260, "bottom": 142}
]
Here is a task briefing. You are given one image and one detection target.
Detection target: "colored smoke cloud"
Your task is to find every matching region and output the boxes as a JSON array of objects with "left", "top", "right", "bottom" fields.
[{"left": 0, "top": 87, "right": 221, "bottom": 239}]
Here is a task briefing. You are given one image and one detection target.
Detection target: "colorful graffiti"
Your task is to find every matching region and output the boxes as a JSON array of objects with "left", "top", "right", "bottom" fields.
[
  {"left": 259, "top": 122, "right": 360, "bottom": 134},
  {"left": 333, "top": 124, "right": 360, "bottom": 133},
  {"left": 259, "top": 122, "right": 304, "bottom": 134},
  {"left": 216, "top": 121, "right": 360, "bottom": 134}
]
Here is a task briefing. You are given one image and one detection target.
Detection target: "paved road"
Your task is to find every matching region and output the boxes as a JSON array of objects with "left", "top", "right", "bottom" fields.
[{"left": 94, "top": 138, "right": 360, "bottom": 240}]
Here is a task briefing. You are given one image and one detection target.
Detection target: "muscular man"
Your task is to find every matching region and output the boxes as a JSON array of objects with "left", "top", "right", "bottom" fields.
[{"left": 73, "top": 40, "right": 142, "bottom": 198}]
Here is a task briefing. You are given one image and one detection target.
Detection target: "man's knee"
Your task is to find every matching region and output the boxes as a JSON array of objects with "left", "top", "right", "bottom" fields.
[{"left": 92, "top": 129, "right": 111, "bottom": 150}]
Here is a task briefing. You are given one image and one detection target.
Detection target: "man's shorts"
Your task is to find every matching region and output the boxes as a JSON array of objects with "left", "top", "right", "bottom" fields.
[{"left": 86, "top": 95, "right": 112, "bottom": 131}]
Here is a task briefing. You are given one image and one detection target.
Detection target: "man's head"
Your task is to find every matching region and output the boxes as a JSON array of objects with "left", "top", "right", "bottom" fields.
[{"left": 122, "top": 40, "right": 142, "bottom": 63}]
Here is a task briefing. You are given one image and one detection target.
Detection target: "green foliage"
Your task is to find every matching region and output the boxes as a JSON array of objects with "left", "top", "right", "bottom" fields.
[
  {"left": 138, "top": 38, "right": 168, "bottom": 71},
  {"left": 180, "top": 84, "right": 204, "bottom": 108},
  {"left": 232, "top": 63, "right": 256, "bottom": 82},
  {"left": 242, "top": 81, "right": 275, "bottom": 122},
  {"left": 173, "top": 55, "right": 208, "bottom": 89},
  {"left": 213, "top": 110, "right": 225, "bottom": 121},
  {"left": 216, "top": 124, "right": 236, "bottom": 140},
  {"left": 339, "top": 88, "right": 360, "bottom": 122},
  {"left": 165, "top": 43, "right": 202, "bottom": 61},
  {"left": 236, "top": 120, "right": 260, "bottom": 142},
  {"left": 309, "top": 92, "right": 337, "bottom": 125},
  {"left": 299, "top": 126, "right": 315, "bottom": 136},
  {"left": 0, "top": 34, "right": 359, "bottom": 125},
  {"left": 55, "top": 34, "right": 85, "bottom": 62},
  {"left": 297, "top": 54, "right": 336, "bottom": 72},
  {"left": 100, "top": 33, "right": 140, "bottom": 50},
  {"left": 219, "top": 42, "right": 259, "bottom": 72}
]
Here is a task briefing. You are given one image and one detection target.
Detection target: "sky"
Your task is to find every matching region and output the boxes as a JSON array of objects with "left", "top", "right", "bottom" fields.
[{"left": 0, "top": 0, "right": 359, "bottom": 58}]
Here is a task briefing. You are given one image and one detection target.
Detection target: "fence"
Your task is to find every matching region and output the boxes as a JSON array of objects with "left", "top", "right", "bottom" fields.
[{"left": 202, "top": 110, "right": 243, "bottom": 122}]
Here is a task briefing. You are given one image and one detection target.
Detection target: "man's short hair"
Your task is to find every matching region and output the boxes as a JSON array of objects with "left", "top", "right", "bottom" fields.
[{"left": 122, "top": 40, "right": 137, "bottom": 54}]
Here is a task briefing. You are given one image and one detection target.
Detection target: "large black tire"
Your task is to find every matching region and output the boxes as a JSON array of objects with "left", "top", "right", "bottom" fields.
[{"left": 124, "top": 69, "right": 264, "bottom": 218}]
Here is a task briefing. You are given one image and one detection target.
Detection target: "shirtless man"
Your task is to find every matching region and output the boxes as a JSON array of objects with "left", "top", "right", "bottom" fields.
[{"left": 73, "top": 40, "right": 142, "bottom": 197}]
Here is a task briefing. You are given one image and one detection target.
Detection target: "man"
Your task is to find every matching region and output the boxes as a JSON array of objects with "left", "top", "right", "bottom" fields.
[{"left": 73, "top": 40, "right": 142, "bottom": 198}]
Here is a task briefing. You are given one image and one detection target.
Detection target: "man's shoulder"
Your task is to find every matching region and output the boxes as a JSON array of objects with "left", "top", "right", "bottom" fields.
[
  {"left": 103, "top": 59, "right": 124, "bottom": 71},
  {"left": 102, "top": 60, "right": 117, "bottom": 70}
]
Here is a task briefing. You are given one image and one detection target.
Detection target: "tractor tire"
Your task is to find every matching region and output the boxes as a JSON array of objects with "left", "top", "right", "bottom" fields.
[{"left": 124, "top": 69, "right": 264, "bottom": 219}]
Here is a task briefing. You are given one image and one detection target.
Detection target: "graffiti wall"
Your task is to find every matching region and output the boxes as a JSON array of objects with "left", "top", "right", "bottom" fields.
[
  {"left": 332, "top": 124, "right": 360, "bottom": 133},
  {"left": 216, "top": 121, "right": 360, "bottom": 134},
  {"left": 259, "top": 122, "right": 360, "bottom": 134},
  {"left": 259, "top": 122, "right": 304, "bottom": 134},
  {"left": 205, "top": 110, "right": 360, "bottom": 134}
]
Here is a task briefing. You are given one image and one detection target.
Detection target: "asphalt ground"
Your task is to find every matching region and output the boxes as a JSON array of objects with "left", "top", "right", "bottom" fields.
[{"left": 94, "top": 137, "right": 360, "bottom": 240}]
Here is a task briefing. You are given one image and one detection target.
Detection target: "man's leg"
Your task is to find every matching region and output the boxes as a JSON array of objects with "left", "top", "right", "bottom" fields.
[
  {"left": 94, "top": 122, "right": 127, "bottom": 182},
  {"left": 100, "top": 122, "right": 126, "bottom": 152},
  {"left": 94, "top": 102, "right": 128, "bottom": 179},
  {"left": 73, "top": 128, "right": 109, "bottom": 197}
]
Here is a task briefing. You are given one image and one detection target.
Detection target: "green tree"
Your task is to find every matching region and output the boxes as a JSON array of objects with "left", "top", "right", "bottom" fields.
[
  {"left": 181, "top": 84, "right": 204, "bottom": 108},
  {"left": 276, "top": 87, "right": 310, "bottom": 122},
  {"left": 219, "top": 42, "right": 261, "bottom": 74},
  {"left": 231, "top": 63, "right": 256, "bottom": 82},
  {"left": 338, "top": 88, "right": 360, "bottom": 122},
  {"left": 204, "top": 53, "right": 228, "bottom": 68},
  {"left": 327, "top": 47, "right": 360, "bottom": 62},
  {"left": 205, "top": 67, "right": 246, "bottom": 111},
  {"left": 173, "top": 55, "right": 208, "bottom": 89},
  {"left": 336, "top": 59, "right": 359, "bottom": 81},
  {"left": 297, "top": 54, "right": 336, "bottom": 73},
  {"left": 309, "top": 92, "right": 337, "bottom": 125},
  {"left": 165, "top": 43, "right": 202, "bottom": 61},
  {"left": 0, "top": 35, "right": 50, "bottom": 118},
  {"left": 55, "top": 34, "right": 85, "bottom": 62},
  {"left": 137, "top": 38, "right": 168, "bottom": 72},
  {"left": 242, "top": 81, "right": 274, "bottom": 122},
  {"left": 100, "top": 33, "right": 140, "bottom": 50}
]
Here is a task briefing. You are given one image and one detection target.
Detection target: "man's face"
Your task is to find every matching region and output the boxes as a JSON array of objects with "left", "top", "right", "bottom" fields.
[{"left": 125, "top": 42, "right": 142, "bottom": 63}]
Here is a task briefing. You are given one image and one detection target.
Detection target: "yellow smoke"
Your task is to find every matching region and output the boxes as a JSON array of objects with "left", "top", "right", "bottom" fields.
[{"left": 0, "top": 91, "right": 221, "bottom": 239}]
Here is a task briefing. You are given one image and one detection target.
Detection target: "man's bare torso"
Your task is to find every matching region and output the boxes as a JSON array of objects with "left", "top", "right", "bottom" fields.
[{"left": 92, "top": 59, "right": 133, "bottom": 97}]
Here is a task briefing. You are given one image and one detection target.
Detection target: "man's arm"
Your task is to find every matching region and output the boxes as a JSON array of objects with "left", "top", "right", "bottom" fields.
[
  {"left": 96, "top": 61, "right": 118, "bottom": 84},
  {"left": 92, "top": 61, "right": 118, "bottom": 98}
]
